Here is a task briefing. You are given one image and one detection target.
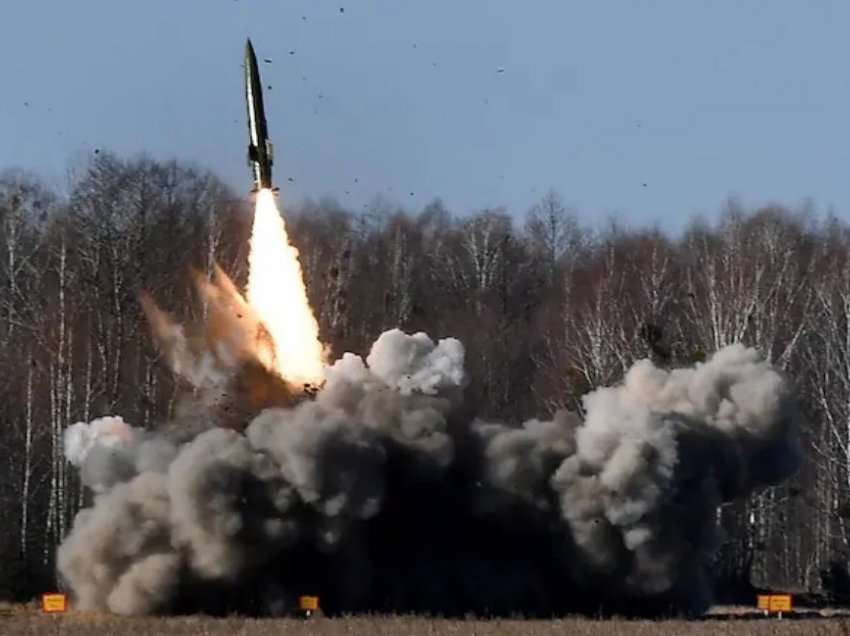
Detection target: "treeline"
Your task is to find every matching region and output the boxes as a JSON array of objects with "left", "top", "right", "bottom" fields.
[{"left": 1, "top": 152, "right": 849, "bottom": 604}]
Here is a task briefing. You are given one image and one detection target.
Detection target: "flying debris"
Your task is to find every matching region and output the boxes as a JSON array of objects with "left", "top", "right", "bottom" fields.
[{"left": 244, "top": 38, "right": 275, "bottom": 192}]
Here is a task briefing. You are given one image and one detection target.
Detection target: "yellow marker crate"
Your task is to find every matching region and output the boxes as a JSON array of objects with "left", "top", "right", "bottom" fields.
[
  {"left": 298, "top": 595, "right": 320, "bottom": 612},
  {"left": 756, "top": 594, "right": 792, "bottom": 615},
  {"left": 41, "top": 593, "right": 68, "bottom": 613},
  {"left": 769, "top": 594, "right": 792, "bottom": 613}
]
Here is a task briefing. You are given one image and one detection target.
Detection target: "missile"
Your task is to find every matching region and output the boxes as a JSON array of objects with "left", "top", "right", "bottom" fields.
[{"left": 244, "top": 38, "right": 275, "bottom": 192}]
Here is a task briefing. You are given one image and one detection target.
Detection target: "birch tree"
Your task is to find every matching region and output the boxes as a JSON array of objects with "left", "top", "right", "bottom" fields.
[
  {"left": 680, "top": 203, "right": 816, "bottom": 591},
  {"left": 525, "top": 189, "right": 584, "bottom": 285},
  {"left": 801, "top": 218, "right": 850, "bottom": 591}
]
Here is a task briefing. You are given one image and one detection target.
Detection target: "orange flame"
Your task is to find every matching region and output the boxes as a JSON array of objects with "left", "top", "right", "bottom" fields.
[{"left": 246, "top": 189, "right": 326, "bottom": 386}]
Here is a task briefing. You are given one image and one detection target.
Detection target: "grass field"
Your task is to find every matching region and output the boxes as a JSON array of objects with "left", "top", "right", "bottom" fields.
[{"left": 3, "top": 609, "right": 850, "bottom": 636}]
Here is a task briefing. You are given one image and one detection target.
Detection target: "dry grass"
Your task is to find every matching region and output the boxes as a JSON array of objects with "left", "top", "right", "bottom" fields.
[{"left": 3, "top": 609, "right": 850, "bottom": 636}]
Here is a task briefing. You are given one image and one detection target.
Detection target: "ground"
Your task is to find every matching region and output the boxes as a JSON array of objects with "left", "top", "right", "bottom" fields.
[{"left": 3, "top": 606, "right": 850, "bottom": 636}]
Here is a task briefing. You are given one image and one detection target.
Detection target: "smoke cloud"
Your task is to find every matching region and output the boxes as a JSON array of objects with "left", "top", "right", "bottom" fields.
[{"left": 57, "top": 329, "right": 801, "bottom": 617}]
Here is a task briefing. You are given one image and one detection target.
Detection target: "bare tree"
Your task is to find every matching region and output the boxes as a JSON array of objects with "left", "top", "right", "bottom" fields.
[
  {"left": 525, "top": 189, "right": 585, "bottom": 284},
  {"left": 801, "top": 217, "right": 850, "bottom": 588}
]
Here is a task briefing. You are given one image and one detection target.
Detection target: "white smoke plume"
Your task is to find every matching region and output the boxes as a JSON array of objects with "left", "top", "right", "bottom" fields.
[
  {"left": 364, "top": 329, "right": 466, "bottom": 395},
  {"left": 57, "top": 332, "right": 801, "bottom": 617},
  {"left": 64, "top": 416, "right": 142, "bottom": 493}
]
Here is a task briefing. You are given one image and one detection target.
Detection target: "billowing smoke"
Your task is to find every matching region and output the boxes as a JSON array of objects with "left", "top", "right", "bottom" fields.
[
  {"left": 138, "top": 265, "right": 297, "bottom": 431},
  {"left": 57, "top": 328, "right": 801, "bottom": 618}
]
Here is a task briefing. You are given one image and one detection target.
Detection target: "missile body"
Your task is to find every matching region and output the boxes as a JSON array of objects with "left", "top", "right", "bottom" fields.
[{"left": 245, "top": 38, "right": 274, "bottom": 191}]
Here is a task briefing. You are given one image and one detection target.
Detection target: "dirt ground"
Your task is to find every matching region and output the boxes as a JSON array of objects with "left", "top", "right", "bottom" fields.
[{"left": 4, "top": 608, "right": 850, "bottom": 636}]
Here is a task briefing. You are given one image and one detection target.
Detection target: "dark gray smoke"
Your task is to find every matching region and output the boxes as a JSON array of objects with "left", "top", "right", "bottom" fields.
[{"left": 57, "top": 328, "right": 801, "bottom": 618}]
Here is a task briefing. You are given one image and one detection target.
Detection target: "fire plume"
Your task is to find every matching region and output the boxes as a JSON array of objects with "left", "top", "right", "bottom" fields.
[{"left": 246, "top": 189, "right": 326, "bottom": 387}]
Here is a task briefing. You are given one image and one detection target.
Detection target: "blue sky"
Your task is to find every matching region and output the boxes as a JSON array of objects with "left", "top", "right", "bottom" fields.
[{"left": 1, "top": 1, "right": 848, "bottom": 235}]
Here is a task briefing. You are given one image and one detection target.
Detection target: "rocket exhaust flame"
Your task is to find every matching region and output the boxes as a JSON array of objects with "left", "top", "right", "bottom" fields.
[
  {"left": 139, "top": 191, "right": 325, "bottom": 395},
  {"left": 247, "top": 189, "right": 326, "bottom": 386}
]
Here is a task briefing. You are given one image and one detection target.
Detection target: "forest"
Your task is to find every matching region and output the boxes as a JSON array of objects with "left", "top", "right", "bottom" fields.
[{"left": 0, "top": 151, "right": 849, "bottom": 605}]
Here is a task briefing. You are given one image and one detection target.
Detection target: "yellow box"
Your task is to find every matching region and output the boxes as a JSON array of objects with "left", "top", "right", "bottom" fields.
[
  {"left": 756, "top": 595, "right": 771, "bottom": 610},
  {"left": 41, "top": 593, "right": 68, "bottom": 613},
  {"left": 298, "top": 595, "right": 319, "bottom": 611},
  {"left": 769, "top": 595, "right": 792, "bottom": 613}
]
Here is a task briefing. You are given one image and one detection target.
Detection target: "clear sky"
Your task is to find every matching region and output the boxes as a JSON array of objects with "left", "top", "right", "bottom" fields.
[{"left": 1, "top": 1, "right": 848, "bottom": 235}]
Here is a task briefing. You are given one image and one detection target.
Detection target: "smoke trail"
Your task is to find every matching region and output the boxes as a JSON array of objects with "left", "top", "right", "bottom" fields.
[
  {"left": 140, "top": 268, "right": 296, "bottom": 432},
  {"left": 57, "top": 332, "right": 800, "bottom": 617}
]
